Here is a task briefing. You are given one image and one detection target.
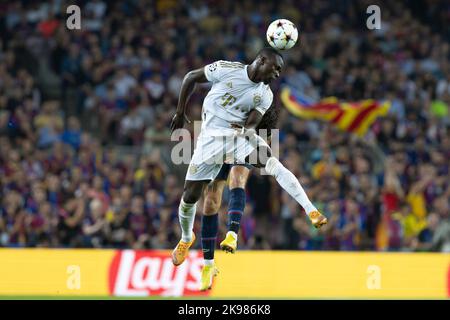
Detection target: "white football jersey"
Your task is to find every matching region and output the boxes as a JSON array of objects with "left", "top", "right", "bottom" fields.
[{"left": 201, "top": 60, "right": 273, "bottom": 136}]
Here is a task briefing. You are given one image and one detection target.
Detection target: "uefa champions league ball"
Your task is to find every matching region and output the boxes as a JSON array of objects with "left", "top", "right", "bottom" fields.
[{"left": 266, "top": 19, "right": 298, "bottom": 50}]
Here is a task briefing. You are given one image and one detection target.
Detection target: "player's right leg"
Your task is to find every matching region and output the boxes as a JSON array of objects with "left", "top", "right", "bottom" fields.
[
  {"left": 248, "top": 144, "right": 328, "bottom": 229},
  {"left": 172, "top": 179, "right": 209, "bottom": 266},
  {"left": 220, "top": 164, "right": 251, "bottom": 253}
]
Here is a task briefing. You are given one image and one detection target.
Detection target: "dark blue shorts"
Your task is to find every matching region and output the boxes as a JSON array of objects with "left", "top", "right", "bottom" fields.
[{"left": 214, "top": 163, "right": 253, "bottom": 181}]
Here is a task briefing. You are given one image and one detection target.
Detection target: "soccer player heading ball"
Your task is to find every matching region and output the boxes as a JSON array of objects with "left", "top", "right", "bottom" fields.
[{"left": 170, "top": 47, "right": 327, "bottom": 291}]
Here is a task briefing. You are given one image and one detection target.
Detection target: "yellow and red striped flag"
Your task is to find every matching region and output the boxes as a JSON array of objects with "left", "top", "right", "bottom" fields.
[{"left": 280, "top": 87, "right": 391, "bottom": 137}]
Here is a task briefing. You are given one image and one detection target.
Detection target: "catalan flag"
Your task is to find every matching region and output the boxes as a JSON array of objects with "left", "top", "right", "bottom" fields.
[{"left": 280, "top": 87, "right": 391, "bottom": 137}]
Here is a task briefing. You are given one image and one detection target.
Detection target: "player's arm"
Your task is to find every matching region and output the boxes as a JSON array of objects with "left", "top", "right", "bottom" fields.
[
  {"left": 245, "top": 109, "right": 264, "bottom": 130},
  {"left": 230, "top": 109, "right": 263, "bottom": 135},
  {"left": 256, "top": 103, "right": 278, "bottom": 144},
  {"left": 170, "top": 68, "right": 208, "bottom": 132}
]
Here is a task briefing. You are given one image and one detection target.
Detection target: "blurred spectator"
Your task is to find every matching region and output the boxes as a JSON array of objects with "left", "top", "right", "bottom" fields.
[
  {"left": 0, "top": 0, "right": 448, "bottom": 252},
  {"left": 430, "top": 216, "right": 450, "bottom": 252},
  {"left": 412, "top": 212, "right": 440, "bottom": 251},
  {"left": 61, "top": 116, "right": 82, "bottom": 150},
  {"left": 143, "top": 116, "right": 171, "bottom": 153}
]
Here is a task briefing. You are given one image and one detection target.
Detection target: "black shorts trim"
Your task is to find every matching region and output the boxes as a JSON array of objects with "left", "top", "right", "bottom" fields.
[{"left": 214, "top": 163, "right": 253, "bottom": 181}]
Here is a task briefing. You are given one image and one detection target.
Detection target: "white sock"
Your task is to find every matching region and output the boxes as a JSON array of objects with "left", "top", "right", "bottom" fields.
[
  {"left": 179, "top": 199, "right": 196, "bottom": 242},
  {"left": 265, "top": 157, "right": 317, "bottom": 215},
  {"left": 204, "top": 259, "right": 214, "bottom": 266}
]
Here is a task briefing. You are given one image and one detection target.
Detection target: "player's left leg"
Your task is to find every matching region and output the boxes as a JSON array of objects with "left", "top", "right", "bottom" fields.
[{"left": 220, "top": 165, "right": 251, "bottom": 253}]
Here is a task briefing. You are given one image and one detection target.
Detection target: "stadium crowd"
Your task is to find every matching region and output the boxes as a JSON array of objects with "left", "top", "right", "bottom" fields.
[{"left": 0, "top": 0, "right": 449, "bottom": 252}]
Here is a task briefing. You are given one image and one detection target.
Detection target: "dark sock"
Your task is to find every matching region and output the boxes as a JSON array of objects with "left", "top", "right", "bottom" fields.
[
  {"left": 201, "top": 214, "right": 218, "bottom": 260},
  {"left": 227, "top": 188, "right": 245, "bottom": 234}
]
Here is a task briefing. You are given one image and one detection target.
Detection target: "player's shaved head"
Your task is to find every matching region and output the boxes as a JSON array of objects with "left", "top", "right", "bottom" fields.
[
  {"left": 247, "top": 47, "right": 284, "bottom": 84},
  {"left": 256, "top": 47, "right": 284, "bottom": 61}
]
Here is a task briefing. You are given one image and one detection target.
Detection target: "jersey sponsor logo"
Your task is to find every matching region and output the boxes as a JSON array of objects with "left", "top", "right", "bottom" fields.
[
  {"left": 108, "top": 250, "right": 208, "bottom": 297},
  {"left": 220, "top": 92, "right": 237, "bottom": 107}
]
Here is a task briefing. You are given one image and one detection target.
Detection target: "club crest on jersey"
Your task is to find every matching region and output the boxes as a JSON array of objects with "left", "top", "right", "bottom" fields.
[
  {"left": 189, "top": 164, "right": 198, "bottom": 175},
  {"left": 226, "top": 82, "right": 233, "bottom": 88},
  {"left": 253, "top": 94, "right": 262, "bottom": 107}
]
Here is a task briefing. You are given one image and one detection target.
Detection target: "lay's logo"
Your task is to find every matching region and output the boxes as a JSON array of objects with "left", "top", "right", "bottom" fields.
[{"left": 108, "top": 250, "right": 209, "bottom": 297}]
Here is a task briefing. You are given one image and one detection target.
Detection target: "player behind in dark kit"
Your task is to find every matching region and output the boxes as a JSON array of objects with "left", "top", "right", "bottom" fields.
[{"left": 199, "top": 104, "right": 278, "bottom": 290}]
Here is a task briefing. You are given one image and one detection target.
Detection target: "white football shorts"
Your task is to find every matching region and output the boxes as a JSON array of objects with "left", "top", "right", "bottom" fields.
[{"left": 185, "top": 130, "right": 269, "bottom": 181}]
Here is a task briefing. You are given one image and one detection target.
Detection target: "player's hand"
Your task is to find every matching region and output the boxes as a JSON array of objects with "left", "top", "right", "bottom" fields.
[
  {"left": 231, "top": 123, "right": 245, "bottom": 136},
  {"left": 170, "top": 112, "right": 191, "bottom": 132},
  {"left": 231, "top": 123, "right": 256, "bottom": 137}
]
